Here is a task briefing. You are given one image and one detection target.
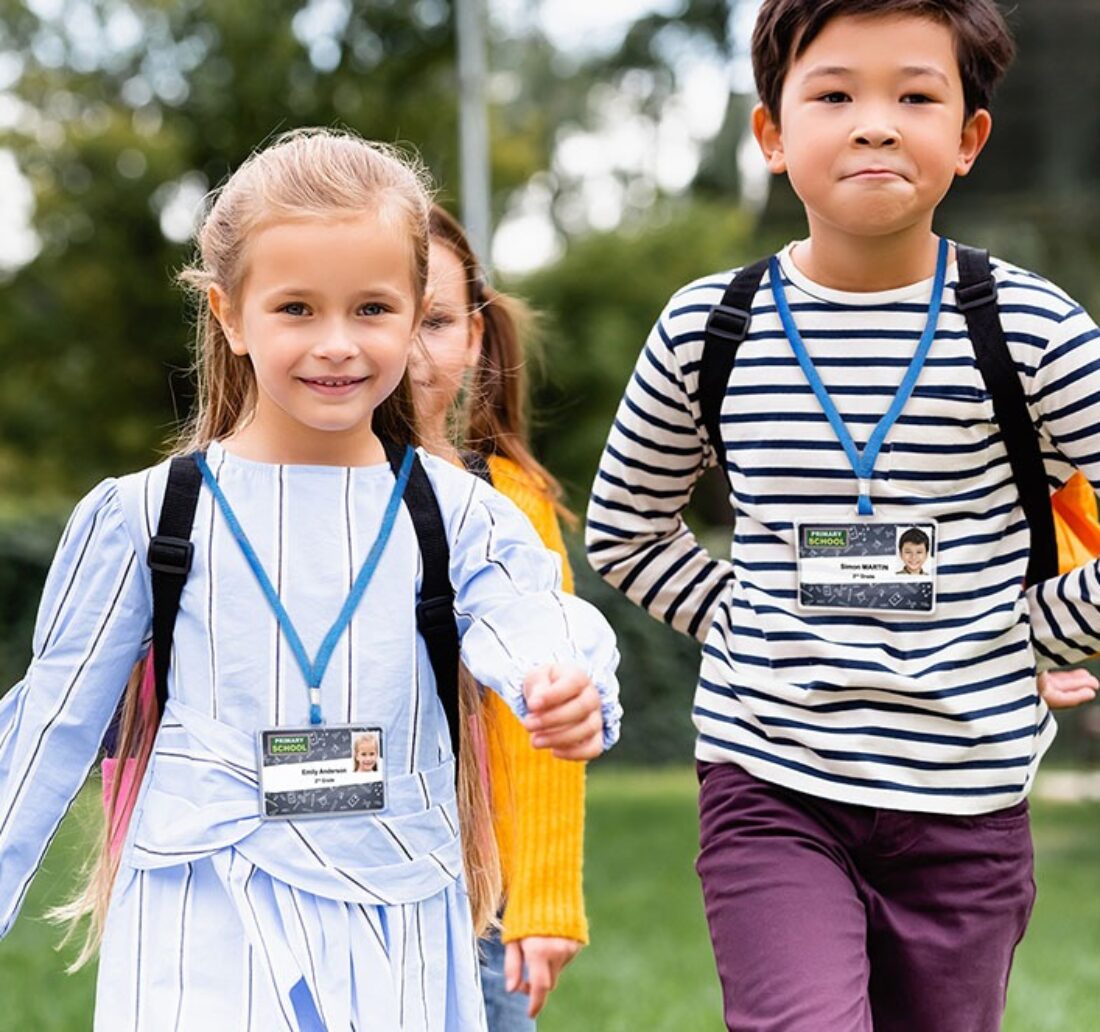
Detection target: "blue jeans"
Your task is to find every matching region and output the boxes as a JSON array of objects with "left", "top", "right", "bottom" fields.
[{"left": 480, "top": 927, "right": 536, "bottom": 1032}]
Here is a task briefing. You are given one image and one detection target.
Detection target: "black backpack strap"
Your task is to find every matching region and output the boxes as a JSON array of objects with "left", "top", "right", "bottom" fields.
[
  {"left": 699, "top": 258, "right": 771, "bottom": 468},
  {"left": 384, "top": 441, "right": 462, "bottom": 760},
  {"left": 148, "top": 454, "right": 203, "bottom": 714},
  {"left": 956, "top": 244, "right": 1058, "bottom": 585},
  {"left": 460, "top": 450, "right": 494, "bottom": 486}
]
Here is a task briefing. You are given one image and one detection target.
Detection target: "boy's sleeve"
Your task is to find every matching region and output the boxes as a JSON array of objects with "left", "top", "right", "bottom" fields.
[
  {"left": 447, "top": 479, "right": 621, "bottom": 750},
  {"left": 1018, "top": 300, "right": 1100, "bottom": 666},
  {"left": 0, "top": 480, "right": 151, "bottom": 937},
  {"left": 585, "top": 297, "right": 735, "bottom": 641}
]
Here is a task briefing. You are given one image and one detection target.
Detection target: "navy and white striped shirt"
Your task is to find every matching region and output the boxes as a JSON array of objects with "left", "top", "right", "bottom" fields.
[{"left": 586, "top": 242, "right": 1100, "bottom": 814}]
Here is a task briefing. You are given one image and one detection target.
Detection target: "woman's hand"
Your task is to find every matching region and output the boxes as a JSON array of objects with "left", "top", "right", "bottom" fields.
[{"left": 522, "top": 664, "right": 604, "bottom": 760}]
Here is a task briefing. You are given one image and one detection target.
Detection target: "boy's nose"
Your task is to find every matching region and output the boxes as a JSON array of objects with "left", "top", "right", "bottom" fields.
[{"left": 851, "top": 125, "right": 899, "bottom": 148}]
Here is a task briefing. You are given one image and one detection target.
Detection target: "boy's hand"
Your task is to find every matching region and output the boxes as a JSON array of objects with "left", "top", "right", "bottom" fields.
[
  {"left": 1038, "top": 668, "right": 1099, "bottom": 709},
  {"left": 522, "top": 664, "right": 603, "bottom": 760},
  {"left": 505, "top": 936, "right": 582, "bottom": 1018}
]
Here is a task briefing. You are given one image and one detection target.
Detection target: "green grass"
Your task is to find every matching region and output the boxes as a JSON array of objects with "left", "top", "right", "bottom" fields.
[{"left": 2, "top": 770, "right": 1099, "bottom": 1030}]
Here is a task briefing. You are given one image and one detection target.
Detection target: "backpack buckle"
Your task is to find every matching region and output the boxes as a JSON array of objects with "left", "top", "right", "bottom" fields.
[
  {"left": 148, "top": 535, "right": 194, "bottom": 576},
  {"left": 956, "top": 276, "right": 997, "bottom": 311},
  {"left": 416, "top": 595, "right": 454, "bottom": 633},
  {"left": 705, "top": 303, "right": 752, "bottom": 344}
]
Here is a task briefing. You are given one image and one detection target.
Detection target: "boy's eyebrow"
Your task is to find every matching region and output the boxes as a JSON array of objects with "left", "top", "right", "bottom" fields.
[
  {"left": 900, "top": 65, "right": 951, "bottom": 85},
  {"left": 800, "top": 65, "right": 855, "bottom": 82},
  {"left": 800, "top": 64, "right": 951, "bottom": 85}
]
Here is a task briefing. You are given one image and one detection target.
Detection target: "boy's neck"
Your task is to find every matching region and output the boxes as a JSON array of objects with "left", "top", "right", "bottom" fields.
[{"left": 793, "top": 223, "right": 945, "bottom": 293}]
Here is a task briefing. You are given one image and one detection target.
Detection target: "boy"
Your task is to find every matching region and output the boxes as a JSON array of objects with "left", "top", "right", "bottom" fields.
[
  {"left": 586, "top": 2, "right": 1100, "bottom": 1029},
  {"left": 896, "top": 526, "right": 930, "bottom": 575}
]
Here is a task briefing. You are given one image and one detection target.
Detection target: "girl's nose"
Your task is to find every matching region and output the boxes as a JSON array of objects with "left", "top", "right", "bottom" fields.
[
  {"left": 407, "top": 336, "right": 432, "bottom": 374},
  {"left": 313, "top": 325, "right": 359, "bottom": 361}
]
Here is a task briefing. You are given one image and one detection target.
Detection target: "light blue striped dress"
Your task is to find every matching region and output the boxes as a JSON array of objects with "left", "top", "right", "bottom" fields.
[
  {"left": 0, "top": 442, "right": 621, "bottom": 1030},
  {"left": 587, "top": 244, "right": 1100, "bottom": 814}
]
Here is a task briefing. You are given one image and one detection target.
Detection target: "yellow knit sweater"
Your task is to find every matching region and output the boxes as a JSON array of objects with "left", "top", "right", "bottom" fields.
[{"left": 482, "top": 454, "right": 588, "bottom": 945}]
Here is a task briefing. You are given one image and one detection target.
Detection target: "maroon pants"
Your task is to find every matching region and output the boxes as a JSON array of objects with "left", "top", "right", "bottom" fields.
[{"left": 696, "top": 762, "right": 1036, "bottom": 1032}]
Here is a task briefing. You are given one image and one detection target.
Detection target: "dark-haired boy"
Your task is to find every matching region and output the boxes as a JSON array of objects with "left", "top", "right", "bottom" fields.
[{"left": 586, "top": 1, "right": 1100, "bottom": 1029}]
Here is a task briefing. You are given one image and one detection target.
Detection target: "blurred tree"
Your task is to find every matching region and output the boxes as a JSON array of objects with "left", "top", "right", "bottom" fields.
[
  {"left": 514, "top": 198, "right": 752, "bottom": 516},
  {"left": 0, "top": 0, "right": 553, "bottom": 500}
]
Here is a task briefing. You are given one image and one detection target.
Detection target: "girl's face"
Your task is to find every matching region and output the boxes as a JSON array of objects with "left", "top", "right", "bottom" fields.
[
  {"left": 354, "top": 737, "right": 378, "bottom": 772},
  {"left": 210, "top": 213, "right": 419, "bottom": 463},
  {"left": 408, "top": 240, "right": 483, "bottom": 426}
]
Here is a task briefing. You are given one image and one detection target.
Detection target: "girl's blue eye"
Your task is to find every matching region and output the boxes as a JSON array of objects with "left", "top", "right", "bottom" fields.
[
  {"left": 360, "top": 302, "right": 388, "bottom": 316},
  {"left": 279, "top": 302, "right": 308, "bottom": 316}
]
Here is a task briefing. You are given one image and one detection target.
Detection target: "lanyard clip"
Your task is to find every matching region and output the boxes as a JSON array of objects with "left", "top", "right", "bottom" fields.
[
  {"left": 309, "top": 687, "right": 323, "bottom": 726},
  {"left": 857, "top": 479, "right": 874, "bottom": 517}
]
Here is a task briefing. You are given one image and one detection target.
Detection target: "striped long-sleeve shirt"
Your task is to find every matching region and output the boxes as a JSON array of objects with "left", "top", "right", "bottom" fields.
[{"left": 586, "top": 242, "right": 1100, "bottom": 815}]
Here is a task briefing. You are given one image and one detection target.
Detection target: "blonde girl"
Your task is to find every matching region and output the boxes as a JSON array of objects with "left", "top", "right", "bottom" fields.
[
  {"left": 410, "top": 204, "right": 587, "bottom": 1028},
  {"left": 0, "top": 128, "right": 620, "bottom": 1031},
  {"left": 352, "top": 731, "right": 380, "bottom": 772}
]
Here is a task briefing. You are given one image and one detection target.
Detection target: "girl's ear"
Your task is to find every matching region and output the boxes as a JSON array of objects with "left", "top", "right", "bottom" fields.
[
  {"left": 208, "top": 285, "right": 246, "bottom": 355},
  {"left": 466, "top": 306, "right": 485, "bottom": 370},
  {"left": 752, "top": 102, "right": 787, "bottom": 175}
]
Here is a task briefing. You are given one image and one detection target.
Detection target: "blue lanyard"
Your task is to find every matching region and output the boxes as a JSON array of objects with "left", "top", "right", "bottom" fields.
[
  {"left": 196, "top": 445, "right": 416, "bottom": 725},
  {"left": 769, "top": 237, "right": 949, "bottom": 516}
]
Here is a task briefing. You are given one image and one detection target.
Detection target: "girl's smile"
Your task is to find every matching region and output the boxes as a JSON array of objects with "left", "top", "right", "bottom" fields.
[{"left": 298, "top": 374, "right": 370, "bottom": 396}]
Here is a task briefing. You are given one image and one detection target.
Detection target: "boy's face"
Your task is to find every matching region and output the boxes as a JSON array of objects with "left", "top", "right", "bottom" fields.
[
  {"left": 900, "top": 541, "right": 928, "bottom": 574},
  {"left": 754, "top": 14, "right": 991, "bottom": 242}
]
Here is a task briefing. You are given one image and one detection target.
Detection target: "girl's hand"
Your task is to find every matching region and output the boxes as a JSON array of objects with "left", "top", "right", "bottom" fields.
[
  {"left": 522, "top": 664, "right": 603, "bottom": 760},
  {"left": 505, "top": 936, "right": 583, "bottom": 1018},
  {"left": 1038, "top": 668, "right": 1099, "bottom": 709}
]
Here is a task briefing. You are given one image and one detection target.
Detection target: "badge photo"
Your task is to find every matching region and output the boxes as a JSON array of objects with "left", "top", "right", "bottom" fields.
[
  {"left": 258, "top": 725, "right": 387, "bottom": 819},
  {"left": 795, "top": 521, "right": 938, "bottom": 614}
]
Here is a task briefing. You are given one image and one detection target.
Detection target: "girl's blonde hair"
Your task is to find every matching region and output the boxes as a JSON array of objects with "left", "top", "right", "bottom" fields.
[{"left": 52, "top": 128, "right": 503, "bottom": 964}]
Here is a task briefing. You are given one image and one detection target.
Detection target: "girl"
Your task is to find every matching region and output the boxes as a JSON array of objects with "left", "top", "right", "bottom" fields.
[
  {"left": 0, "top": 128, "right": 620, "bottom": 1031},
  {"left": 411, "top": 204, "right": 587, "bottom": 1029},
  {"left": 353, "top": 731, "right": 380, "bottom": 773}
]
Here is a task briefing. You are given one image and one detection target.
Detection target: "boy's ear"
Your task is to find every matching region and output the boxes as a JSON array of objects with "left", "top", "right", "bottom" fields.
[
  {"left": 955, "top": 109, "right": 993, "bottom": 177},
  {"left": 752, "top": 102, "right": 787, "bottom": 174},
  {"left": 208, "top": 285, "right": 246, "bottom": 355}
]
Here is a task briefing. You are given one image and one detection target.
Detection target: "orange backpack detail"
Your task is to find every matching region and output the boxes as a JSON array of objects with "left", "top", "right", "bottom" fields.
[{"left": 1053, "top": 472, "right": 1100, "bottom": 574}]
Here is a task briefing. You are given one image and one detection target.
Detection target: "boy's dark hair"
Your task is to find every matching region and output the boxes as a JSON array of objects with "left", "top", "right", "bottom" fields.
[
  {"left": 752, "top": 0, "right": 1015, "bottom": 121},
  {"left": 899, "top": 527, "right": 931, "bottom": 552}
]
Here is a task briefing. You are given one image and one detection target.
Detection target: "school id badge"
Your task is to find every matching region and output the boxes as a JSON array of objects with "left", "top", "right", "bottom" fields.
[
  {"left": 795, "top": 520, "right": 938, "bottom": 614},
  {"left": 257, "top": 725, "right": 386, "bottom": 819}
]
